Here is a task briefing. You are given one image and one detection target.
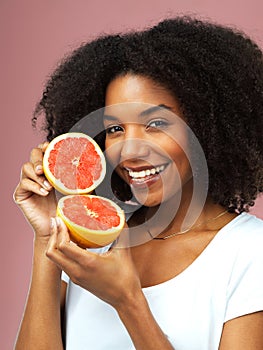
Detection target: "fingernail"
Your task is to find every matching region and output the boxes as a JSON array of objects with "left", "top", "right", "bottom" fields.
[
  {"left": 40, "top": 187, "right": 49, "bottom": 195},
  {"left": 43, "top": 180, "right": 51, "bottom": 189},
  {"left": 55, "top": 217, "right": 62, "bottom": 227},
  {"left": 36, "top": 165, "right": 43, "bottom": 172},
  {"left": 50, "top": 217, "right": 55, "bottom": 229}
]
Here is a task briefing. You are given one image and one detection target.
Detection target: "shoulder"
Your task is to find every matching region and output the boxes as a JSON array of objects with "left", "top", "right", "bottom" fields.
[
  {"left": 229, "top": 211, "right": 263, "bottom": 231},
  {"left": 223, "top": 212, "right": 263, "bottom": 249},
  {"left": 221, "top": 212, "right": 263, "bottom": 269},
  {"left": 233, "top": 213, "right": 263, "bottom": 272},
  {"left": 223, "top": 213, "right": 263, "bottom": 322},
  {"left": 198, "top": 212, "right": 263, "bottom": 285},
  {"left": 215, "top": 212, "right": 263, "bottom": 294}
]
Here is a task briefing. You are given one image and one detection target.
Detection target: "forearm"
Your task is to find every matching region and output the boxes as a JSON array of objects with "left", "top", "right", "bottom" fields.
[
  {"left": 15, "top": 239, "right": 64, "bottom": 350},
  {"left": 117, "top": 291, "right": 174, "bottom": 350}
]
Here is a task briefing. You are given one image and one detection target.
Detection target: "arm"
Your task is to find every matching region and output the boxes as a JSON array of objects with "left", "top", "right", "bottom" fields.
[
  {"left": 219, "top": 226, "right": 263, "bottom": 349},
  {"left": 14, "top": 239, "right": 66, "bottom": 350},
  {"left": 14, "top": 143, "right": 65, "bottom": 349},
  {"left": 219, "top": 312, "right": 263, "bottom": 349},
  {"left": 118, "top": 305, "right": 263, "bottom": 350},
  {"left": 117, "top": 292, "right": 174, "bottom": 349},
  {"left": 46, "top": 217, "right": 174, "bottom": 350}
]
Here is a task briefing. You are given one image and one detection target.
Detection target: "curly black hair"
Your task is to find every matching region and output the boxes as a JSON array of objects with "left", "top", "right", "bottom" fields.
[{"left": 33, "top": 16, "right": 263, "bottom": 213}]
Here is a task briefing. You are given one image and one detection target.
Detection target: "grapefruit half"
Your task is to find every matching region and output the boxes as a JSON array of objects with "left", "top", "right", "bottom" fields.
[
  {"left": 43, "top": 132, "right": 106, "bottom": 195},
  {"left": 57, "top": 194, "right": 125, "bottom": 248}
]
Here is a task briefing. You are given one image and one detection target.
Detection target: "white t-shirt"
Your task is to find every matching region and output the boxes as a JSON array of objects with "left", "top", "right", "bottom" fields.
[{"left": 62, "top": 212, "right": 263, "bottom": 350}]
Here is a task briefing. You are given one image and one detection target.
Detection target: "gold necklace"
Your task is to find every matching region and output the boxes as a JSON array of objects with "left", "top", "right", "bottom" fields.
[{"left": 146, "top": 210, "right": 229, "bottom": 240}]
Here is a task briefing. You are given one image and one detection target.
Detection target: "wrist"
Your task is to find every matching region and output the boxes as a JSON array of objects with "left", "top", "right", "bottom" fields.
[
  {"left": 116, "top": 290, "right": 174, "bottom": 350},
  {"left": 116, "top": 289, "right": 147, "bottom": 319},
  {"left": 33, "top": 237, "right": 62, "bottom": 275},
  {"left": 33, "top": 235, "right": 50, "bottom": 248}
]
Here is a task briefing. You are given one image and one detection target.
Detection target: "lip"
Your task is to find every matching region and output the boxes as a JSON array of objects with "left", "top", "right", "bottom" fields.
[{"left": 130, "top": 173, "right": 161, "bottom": 188}]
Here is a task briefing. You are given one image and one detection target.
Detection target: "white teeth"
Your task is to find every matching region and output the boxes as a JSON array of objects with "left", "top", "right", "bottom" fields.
[{"left": 128, "top": 165, "right": 165, "bottom": 179}]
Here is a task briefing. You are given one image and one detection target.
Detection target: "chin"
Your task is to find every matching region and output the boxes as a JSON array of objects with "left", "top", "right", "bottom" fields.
[{"left": 130, "top": 188, "right": 163, "bottom": 207}]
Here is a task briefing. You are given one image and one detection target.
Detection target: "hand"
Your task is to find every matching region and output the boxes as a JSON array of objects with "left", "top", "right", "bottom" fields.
[
  {"left": 46, "top": 217, "right": 142, "bottom": 309},
  {"left": 13, "top": 143, "right": 57, "bottom": 240}
]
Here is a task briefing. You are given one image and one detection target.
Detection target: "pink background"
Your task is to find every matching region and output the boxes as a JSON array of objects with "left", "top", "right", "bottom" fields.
[{"left": 1, "top": 1, "right": 262, "bottom": 349}]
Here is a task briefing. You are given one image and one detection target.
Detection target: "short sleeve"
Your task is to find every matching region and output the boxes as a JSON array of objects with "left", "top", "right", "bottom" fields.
[{"left": 224, "top": 227, "right": 263, "bottom": 322}]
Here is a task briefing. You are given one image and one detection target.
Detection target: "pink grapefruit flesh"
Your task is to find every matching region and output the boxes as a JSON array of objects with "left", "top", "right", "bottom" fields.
[
  {"left": 57, "top": 195, "right": 125, "bottom": 248},
  {"left": 43, "top": 132, "right": 106, "bottom": 195}
]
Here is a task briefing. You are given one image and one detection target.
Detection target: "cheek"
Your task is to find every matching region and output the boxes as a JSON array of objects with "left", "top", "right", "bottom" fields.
[
  {"left": 165, "top": 142, "right": 191, "bottom": 174},
  {"left": 105, "top": 138, "right": 121, "bottom": 168},
  {"left": 157, "top": 139, "right": 184, "bottom": 162}
]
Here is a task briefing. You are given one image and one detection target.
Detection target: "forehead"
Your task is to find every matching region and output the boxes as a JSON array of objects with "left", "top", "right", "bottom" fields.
[
  {"left": 103, "top": 102, "right": 174, "bottom": 123},
  {"left": 105, "top": 74, "right": 181, "bottom": 115},
  {"left": 104, "top": 75, "right": 182, "bottom": 123}
]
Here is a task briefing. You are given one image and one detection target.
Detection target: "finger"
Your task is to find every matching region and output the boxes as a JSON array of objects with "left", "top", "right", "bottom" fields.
[
  {"left": 55, "top": 217, "right": 98, "bottom": 265},
  {"left": 46, "top": 218, "right": 71, "bottom": 270},
  {"left": 37, "top": 141, "right": 49, "bottom": 152},
  {"left": 30, "top": 143, "right": 48, "bottom": 175},
  {"left": 46, "top": 218, "right": 75, "bottom": 265},
  {"left": 47, "top": 218, "right": 59, "bottom": 249},
  {"left": 13, "top": 178, "right": 50, "bottom": 203},
  {"left": 20, "top": 162, "right": 52, "bottom": 191},
  {"left": 46, "top": 218, "right": 93, "bottom": 278}
]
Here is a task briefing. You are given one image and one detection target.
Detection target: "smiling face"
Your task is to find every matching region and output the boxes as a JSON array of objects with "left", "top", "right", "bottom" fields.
[{"left": 104, "top": 74, "right": 192, "bottom": 207}]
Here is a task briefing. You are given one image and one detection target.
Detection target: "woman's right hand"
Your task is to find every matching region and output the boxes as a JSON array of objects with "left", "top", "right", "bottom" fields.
[{"left": 13, "top": 143, "right": 57, "bottom": 241}]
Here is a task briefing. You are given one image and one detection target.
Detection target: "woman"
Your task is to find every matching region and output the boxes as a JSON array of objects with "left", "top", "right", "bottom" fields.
[{"left": 14, "top": 17, "right": 263, "bottom": 349}]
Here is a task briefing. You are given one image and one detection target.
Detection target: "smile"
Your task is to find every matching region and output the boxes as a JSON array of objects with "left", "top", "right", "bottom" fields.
[
  {"left": 127, "top": 165, "right": 166, "bottom": 179},
  {"left": 122, "top": 163, "right": 169, "bottom": 189}
]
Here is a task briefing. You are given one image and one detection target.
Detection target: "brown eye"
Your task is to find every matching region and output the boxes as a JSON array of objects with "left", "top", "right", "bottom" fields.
[
  {"left": 146, "top": 119, "right": 168, "bottom": 129},
  {"left": 106, "top": 125, "right": 124, "bottom": 134}
]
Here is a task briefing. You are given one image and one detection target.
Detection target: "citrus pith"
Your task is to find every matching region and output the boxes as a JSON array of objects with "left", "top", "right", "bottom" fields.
[{"left": 43, "top": 132, "right": 106, "bottom": 195}]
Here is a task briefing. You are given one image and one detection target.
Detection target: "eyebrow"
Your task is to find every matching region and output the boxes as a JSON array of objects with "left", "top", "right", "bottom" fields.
[
  {"left": 103, "top": 104, "right": 172, "bottom": 121},
  {"left": 139, "top": 104, "right": 172, "bottom": 117}
]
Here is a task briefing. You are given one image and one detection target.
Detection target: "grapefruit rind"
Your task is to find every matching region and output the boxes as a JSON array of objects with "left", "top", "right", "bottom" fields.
[
  {"left": 57, "top": 195, "right": 125, "bottom": 248},
  {"left": 43, "top": 132, "right": 106, "bottom": 195}
]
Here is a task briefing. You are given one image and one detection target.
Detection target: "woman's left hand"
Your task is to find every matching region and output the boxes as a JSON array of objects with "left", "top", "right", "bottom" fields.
[{"left": 46, "top": 217, "right": 142, "bottom": 309}]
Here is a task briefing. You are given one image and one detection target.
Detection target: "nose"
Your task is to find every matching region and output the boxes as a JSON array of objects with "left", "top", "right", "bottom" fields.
[
  {"left": 118, "top": 123, "right": 151, "bottom": 160},
  {"left": 120, "top": 136, "right": 150, "bottom": 160}
]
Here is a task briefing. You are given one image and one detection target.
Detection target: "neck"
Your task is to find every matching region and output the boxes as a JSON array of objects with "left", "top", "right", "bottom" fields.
[
  {"left": 144, "top": 180, "right": 232, "bottom": 239},
  {"left": 145, "top": 178, "right": 195, "bottom": 232}
]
